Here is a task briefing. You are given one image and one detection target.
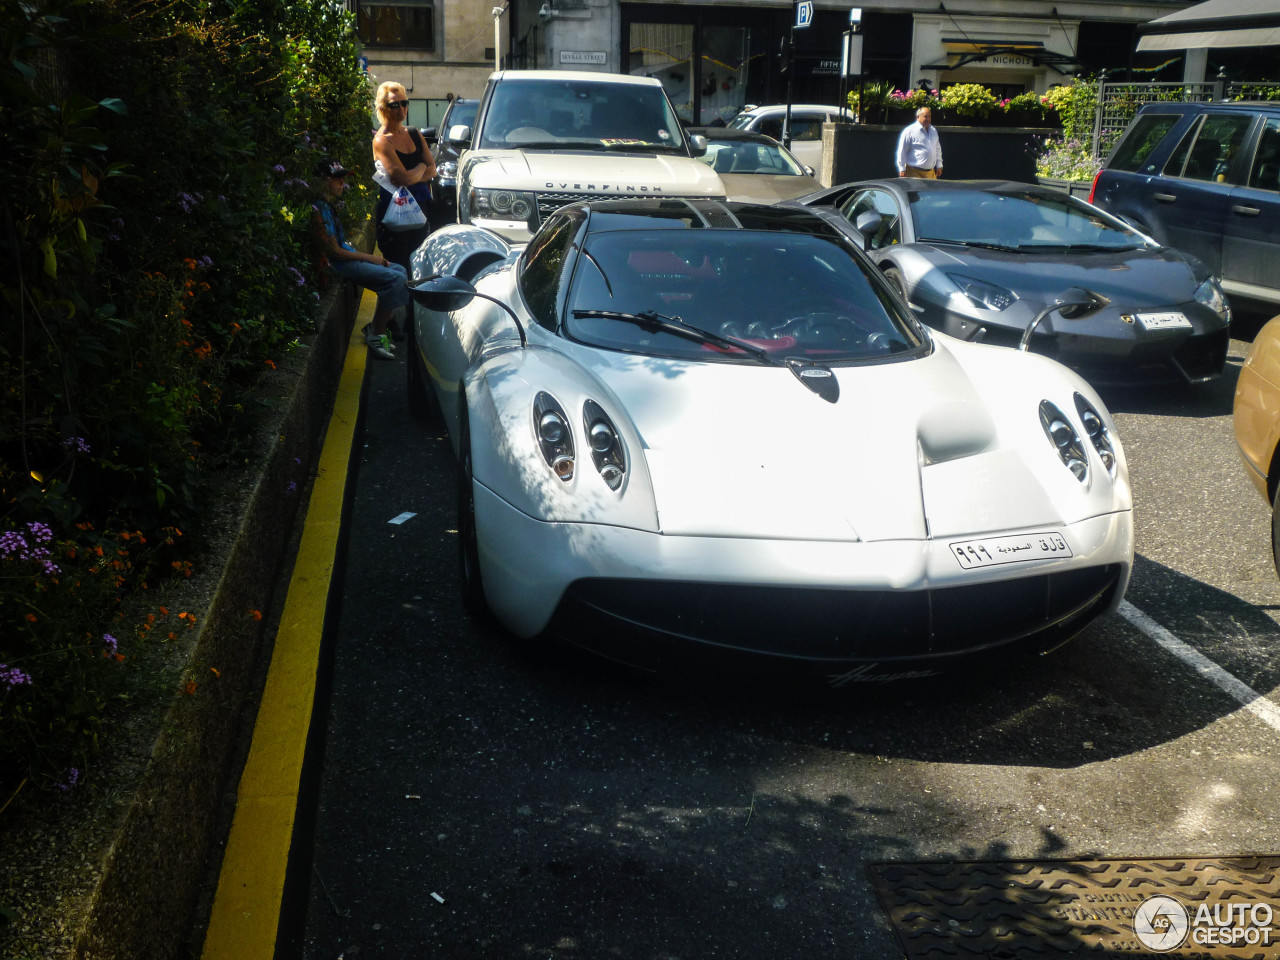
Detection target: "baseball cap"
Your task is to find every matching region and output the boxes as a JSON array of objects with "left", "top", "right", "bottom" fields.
[{"left": 320, "top": 159, "right": 353, "bottom": 178}]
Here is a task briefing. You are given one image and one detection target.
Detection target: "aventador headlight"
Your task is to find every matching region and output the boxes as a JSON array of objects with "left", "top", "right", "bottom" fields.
[
  {"left": 472, "top": 187, "right": 536, "bottom": 224},
  {"left": 583, "top": 400, "right": 626, "bottom": 491},
  {"left": 533, "top": 392, "right": 574, "bottom": 481},
  {"left": 1194, "top": 276, "right": 1231, "bottom": 322},
  {"left": 948, "top": 274, "right": 1018, "bottom": 311},
  {"left": 1039, "top": 400, "right": 1088, "bottom": 483},
  {"left": 1074, "top": 393, "right": 1116, "bottom": 478}
]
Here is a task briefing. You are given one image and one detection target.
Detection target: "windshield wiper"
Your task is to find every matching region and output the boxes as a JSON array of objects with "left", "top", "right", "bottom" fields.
[
  {"left": 1018, "top": 242, "right": 1142, "bottom": 252},
  {"left": 505, "top": 139, "right": 597, "bottom": 150},
  {"left": 917, "top": 237, "right": 1022, "bottom": 253},
  {"left": 571, "top": 309, "right": 781, "bottom": 365},
  {"left": 598, "top": 140, "right": 684, "bottom": 153}
]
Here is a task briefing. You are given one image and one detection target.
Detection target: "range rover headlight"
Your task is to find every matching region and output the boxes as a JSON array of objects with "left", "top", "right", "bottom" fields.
[
  {"left": 583, "top": 400, "right": 626, "bottom": 491},
  {"left": 1194, "top": 276, "right": 1231, "bottom": 322},
  {"left": 437, "top": 159, "right": 458, "bottom": 182},
  {"left": 533, "top": 392, "right": 574, "bottom": 481},
  {"left": 948, "top": 274, "right": 1018, "bottom": 311},
  {"left": 1039, "top": 400, "right": 1088, "bottom": 483},
  {"left": 472, "top": 187, "right": 536, "bottom": 224},
  {"left": 1074, "top": 393, "right": 1116, "bottom": 478}
]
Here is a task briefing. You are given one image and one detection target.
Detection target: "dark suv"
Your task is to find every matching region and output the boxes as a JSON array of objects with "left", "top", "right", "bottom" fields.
[
  {"left": 427, "top": 97, "right": 478, "bottom": 226},
  {"left": 1090, "top": 100, "right": 1280, "bottom": 313}
]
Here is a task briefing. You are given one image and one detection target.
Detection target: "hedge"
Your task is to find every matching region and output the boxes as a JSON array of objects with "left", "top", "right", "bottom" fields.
[{"left": 0, "top": 0, "right": 373, "bottom": 798}]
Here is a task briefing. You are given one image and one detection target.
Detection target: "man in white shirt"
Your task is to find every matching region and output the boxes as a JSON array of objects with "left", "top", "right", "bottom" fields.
[{"left": 896, "top": 107, "right": 943, "bottom": 179}]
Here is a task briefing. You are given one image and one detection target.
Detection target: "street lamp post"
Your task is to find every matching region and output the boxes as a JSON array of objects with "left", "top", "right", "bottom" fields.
[{"left": 492, "top": 5, "right": 505, "bottom": 72}]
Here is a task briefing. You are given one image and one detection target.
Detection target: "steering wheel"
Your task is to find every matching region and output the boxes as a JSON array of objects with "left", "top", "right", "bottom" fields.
[
  {"left": 776, "top": 300, "right": 865, "bottom": 340},
  {"left": 506, "top": 126, "right": 551, "bottom": 143}
]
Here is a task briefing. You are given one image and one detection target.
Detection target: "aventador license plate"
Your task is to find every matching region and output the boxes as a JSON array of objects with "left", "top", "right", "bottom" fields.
[
  {"left": 949, "top": 532, "right": 1072, "bottom": 569},
  {"left": 1130, "top": 311, "right": 1192, "bottom": 330}
]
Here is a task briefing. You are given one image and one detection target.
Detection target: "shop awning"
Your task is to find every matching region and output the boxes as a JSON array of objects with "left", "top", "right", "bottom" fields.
[
  {"left": 1137, "top": 0, "right": 1280, "bottom": 51},
  {"left": 922, "top": 40, "right": 1083, "bottom": 73}
]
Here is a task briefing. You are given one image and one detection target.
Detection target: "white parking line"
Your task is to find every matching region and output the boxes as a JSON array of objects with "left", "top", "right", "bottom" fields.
[{"left": 1119, "top": 600, "right": 1280, "bottom": 735}]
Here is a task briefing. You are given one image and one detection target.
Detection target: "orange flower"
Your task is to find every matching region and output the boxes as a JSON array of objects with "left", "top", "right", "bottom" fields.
[
  {"left": 24, "top": 613, "right": 37, "bottom": 622},
  {"left": 210, "top": 667, "right": 221, "bottom": 677},
  {"left": 159, "top": 606, "right": 169, "bottom": 616},
  {"left": 183, "top": 679, "right": 197, "bottom": 695},
  {"left": 249, "top": 609, "right": 263, "bottom": 621},
  {"left": 264, "top": 359, "right": 276, "bottom": 370}
]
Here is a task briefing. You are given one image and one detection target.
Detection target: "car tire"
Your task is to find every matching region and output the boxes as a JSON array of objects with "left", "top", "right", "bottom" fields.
[
  {"left": 405, "top": 321, "right": 441, "bottom": 425},
  {"left": 456, "top": 395, "right": 487, "bottom": 617},
  {"left": 1271, "top": 482, "right": 1280, "bottom": 579},
  {"left": 883, "top": 266, "right": 909, "bottom": 303}
]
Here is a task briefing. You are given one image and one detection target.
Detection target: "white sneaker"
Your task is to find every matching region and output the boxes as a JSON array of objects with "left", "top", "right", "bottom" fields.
[{"left": 367, "top": 332, "right": 396, "bottom": 360}]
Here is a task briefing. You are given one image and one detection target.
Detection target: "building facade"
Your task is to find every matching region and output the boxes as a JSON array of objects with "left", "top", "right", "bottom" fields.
[
  {"left": 355, "top": 1, "right": 1195, "bottom": 130},
  {"left": 355, "top": 0, "right": 509, "bottom": 130}
]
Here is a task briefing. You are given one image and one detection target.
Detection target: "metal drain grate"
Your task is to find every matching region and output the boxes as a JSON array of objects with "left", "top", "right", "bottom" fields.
[{"left": 869, "top": 856, "right": 1280, "bottom": 958}]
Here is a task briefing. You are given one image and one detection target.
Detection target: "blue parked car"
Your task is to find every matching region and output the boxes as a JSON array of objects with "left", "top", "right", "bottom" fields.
[{"left": 1089, "top": 100, "right": 1280, "bottom": 315}]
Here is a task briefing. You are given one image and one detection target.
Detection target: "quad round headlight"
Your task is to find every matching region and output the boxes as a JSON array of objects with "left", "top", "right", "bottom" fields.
[
  {"left": 1074, "top": 393, "right": 1117, "bottom": 477},
  {"left": 533, "top": 392, "right": 574, "bottom": 481},
  {"left": 583, "top": 400, "right": 626, "bottom": 491},
  {"left": 1039, "top": 400, "right": 1088, "bottom": 483}
]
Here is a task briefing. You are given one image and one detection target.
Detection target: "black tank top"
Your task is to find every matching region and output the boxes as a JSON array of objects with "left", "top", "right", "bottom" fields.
[{"left": 395, "top": 128, "right": 424, "bottom": 171}]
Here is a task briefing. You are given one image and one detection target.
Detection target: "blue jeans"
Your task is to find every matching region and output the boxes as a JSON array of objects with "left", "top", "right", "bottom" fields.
[{"left": 329, "top": 257, "right": 409, "bottom": 314}]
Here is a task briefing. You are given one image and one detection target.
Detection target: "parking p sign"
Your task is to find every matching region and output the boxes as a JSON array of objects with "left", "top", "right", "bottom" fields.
[{"left": 795, "top": 0, "right": 813, "bottom": 29}]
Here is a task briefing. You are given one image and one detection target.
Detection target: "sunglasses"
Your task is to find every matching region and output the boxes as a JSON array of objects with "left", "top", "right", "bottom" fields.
[{"left": 384, "top": 100, "right": 408, "bottom": 110}]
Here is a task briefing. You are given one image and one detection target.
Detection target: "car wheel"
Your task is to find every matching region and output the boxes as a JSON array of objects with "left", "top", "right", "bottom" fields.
[
  {"left": 1271, "top": 482, "right": 1280, "bottom": 579},
  {"left": 883, "top": 266, "right": 909, "bottom": 303},
  {"left": 405, "top": 321, "right": 441, "bottom": 425},
  {"left": 456, "top": 395, "right": 487, "bottom": 616}
]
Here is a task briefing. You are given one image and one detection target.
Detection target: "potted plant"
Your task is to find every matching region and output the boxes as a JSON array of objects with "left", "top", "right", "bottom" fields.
[
  {"left": 1034, "top": 137, "right": 1101, "bottom": 196},
  {"left": 940, "top": 82, "right": 998, "bottom": 121},
  {"left": 999, "top": 90, "right": 1056, "bottom": 127}
]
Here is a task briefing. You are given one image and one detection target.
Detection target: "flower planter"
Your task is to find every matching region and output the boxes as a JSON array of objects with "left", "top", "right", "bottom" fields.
[{"left": 1036, "top": 175, "right": 1094, "bottom": 199}]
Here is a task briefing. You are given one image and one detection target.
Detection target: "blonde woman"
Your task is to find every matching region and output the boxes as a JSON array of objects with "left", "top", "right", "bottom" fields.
[{"left": 372, "top": 81, "right": 436, "bottom": 281}]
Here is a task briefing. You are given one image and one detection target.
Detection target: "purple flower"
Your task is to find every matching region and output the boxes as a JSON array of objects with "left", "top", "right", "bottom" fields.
[
  {"left": 55, "top": 768, "right": 79, "bottom": 792},
  {"left": 197, "top": 255, "right": 214, "bottom": 268},
  {"left": 0, "top": 530, "right": 24, "bottom": 556},
  {"left": 273, "top": 164, "right": 286, "bottom": 173},
  {"left": 104, "top": 634, "right": 118, "bottom": 656},
  {"left": 62, "top": 436, "right": 91, "bottom": 455},
  {"left": 1, "top": 664, "right": 33, "bottom": 688},
  {"left": 288, "top": 266, "right": 307, "bottom": 287},
  {"left": 287, "top": 481, "right": 298, "bottom": 494},
  {"left": 0, "top": 523, "right": 61, "bottom": 575}
]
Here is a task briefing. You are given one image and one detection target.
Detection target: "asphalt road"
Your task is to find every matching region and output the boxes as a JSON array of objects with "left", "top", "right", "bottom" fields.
[{"left": 288, "top": 319, "right": 1280, "bottom": 960}]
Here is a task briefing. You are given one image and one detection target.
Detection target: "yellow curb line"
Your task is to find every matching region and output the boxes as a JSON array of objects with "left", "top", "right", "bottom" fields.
[{"left": 200, "top": 288, "right": 375, "bottom": 960}]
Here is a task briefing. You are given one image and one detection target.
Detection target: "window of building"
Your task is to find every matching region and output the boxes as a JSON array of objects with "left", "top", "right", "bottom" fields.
[{"left": 357, "top": 1, "right": 434, "bottom": 49}]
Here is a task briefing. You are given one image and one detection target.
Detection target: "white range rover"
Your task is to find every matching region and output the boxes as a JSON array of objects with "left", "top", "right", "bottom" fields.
[{"left": 448, "top": 70, "right": 726, "bottom": 242}]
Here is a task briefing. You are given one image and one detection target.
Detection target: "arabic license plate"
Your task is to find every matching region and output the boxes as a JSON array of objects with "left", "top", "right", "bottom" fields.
[
  {"left": 1133, "top": 311, "right": 1192, "bottom": 331},
  {"left": 950, "top": 532, "right": 1073, "bottom": 570}
]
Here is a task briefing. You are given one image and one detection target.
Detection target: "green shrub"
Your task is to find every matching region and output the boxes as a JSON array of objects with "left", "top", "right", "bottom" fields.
[
  {"left": 0, "top": 0, "right": 372, "bottom": 793},
  {"left": 1001, "top": 91, "right": 1052, "bottom": 118},
  {"left": 940, "top": 82, "right": 998, "bottom": 119}
]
